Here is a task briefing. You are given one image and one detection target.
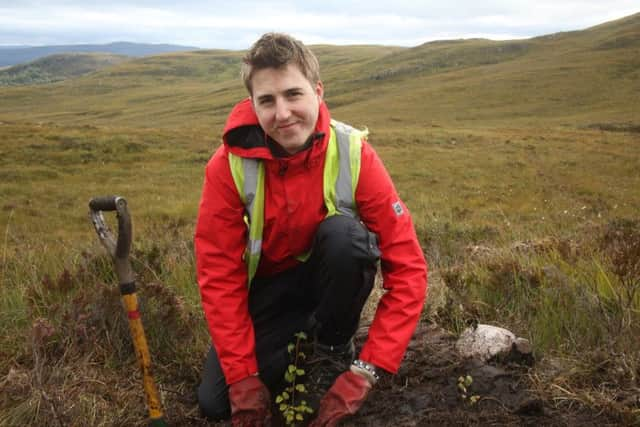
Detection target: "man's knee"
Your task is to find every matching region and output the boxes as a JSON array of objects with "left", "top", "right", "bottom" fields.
[
  {"left": 197, "top": 383, "right": 230, "bottom": 420},
  {"left": 315, "top": 215, "right": 380, "bottom": 263},
  {"left": 198, "top": 346, "right": 230, "bottom": 420}
]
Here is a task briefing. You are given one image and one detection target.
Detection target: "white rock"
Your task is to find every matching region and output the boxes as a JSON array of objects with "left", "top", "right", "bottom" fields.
[{"left": 455, "top": 324, "right": 520, "bottom": 362}]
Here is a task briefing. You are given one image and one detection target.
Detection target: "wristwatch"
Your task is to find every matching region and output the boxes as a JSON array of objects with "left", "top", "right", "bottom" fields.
[{"left": 351, "top": 359, "right": 380, "bottom": 385}]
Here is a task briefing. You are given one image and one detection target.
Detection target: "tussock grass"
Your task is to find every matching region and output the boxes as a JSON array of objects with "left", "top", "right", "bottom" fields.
[
  {"left": 0, "top": 227, "right": 210, "bottom": 426},
  {"left": 1, "top": 115, "right": 639, "bottom": 425},
  {"left": 435, "top": 220, "right": 640, "bottom": 422}
]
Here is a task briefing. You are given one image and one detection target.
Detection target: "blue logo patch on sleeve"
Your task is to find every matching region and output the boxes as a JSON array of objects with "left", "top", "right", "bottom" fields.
[{"left": 392, "top": 201, "right": 404, "bottom": 216}]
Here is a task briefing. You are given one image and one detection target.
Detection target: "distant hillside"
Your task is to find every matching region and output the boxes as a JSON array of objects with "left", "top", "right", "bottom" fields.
[
  {"left": 0, "top": 13, "right": 637, "bottom": 129},
  {"left": 0, "top": 53, "right": 129, "bottom": 86},
  {"left": 326, "top": 12, "right": 640, "bottom": 127},
  {"left": 0, "top": 42, "right": 200, "bottom": 67}
]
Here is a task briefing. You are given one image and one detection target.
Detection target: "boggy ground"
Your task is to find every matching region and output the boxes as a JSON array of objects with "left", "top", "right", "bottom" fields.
[
  {"left": 172, "top": 322, "right": 623, "bottom": 427},
  {"left": 342, "top": 322, "right": 612, "bottom": 427},
  {"left": 6, "top": 262, "right": 634, "bottom": 426}
]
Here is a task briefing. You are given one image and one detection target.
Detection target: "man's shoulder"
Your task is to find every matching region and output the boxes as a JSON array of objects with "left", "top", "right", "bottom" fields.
[
  {"left": 331, "top": 119, "right": 370, "bottom": 146},
  {"left": 205, "top": 144, "right": 231, "bottom": 171},
  {"left": 331, "top": 118, "right": 362, "bottom": 133}
]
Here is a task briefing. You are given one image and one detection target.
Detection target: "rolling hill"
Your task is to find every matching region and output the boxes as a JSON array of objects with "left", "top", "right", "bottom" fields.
[
  {"left": 0, "top": 13, "right": 637, "bottom": 130},
  {"left": 328, "top": 12, "right": 640, "bottom": 128},
  {"left": 0, "top": 53, "right": 130, "bottom": 86},
  {"left": 0, "top": 41, "right": 200, "bottom": 67}
]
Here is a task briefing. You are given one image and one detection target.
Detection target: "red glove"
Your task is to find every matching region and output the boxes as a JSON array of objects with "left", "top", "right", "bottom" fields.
[
  {"left": 228, "top": 375, "right": 271, "bottom": 427},
  {"left": 310, "top": 371, "right": 372, "bottom": 427}
]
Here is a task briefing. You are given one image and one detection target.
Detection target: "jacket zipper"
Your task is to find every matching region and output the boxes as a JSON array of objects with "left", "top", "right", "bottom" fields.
[{"left": 278, "top": 160, "right": 288, "bottom": 176}]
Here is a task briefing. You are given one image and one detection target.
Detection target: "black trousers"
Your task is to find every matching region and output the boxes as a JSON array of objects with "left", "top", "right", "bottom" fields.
[{"left": 198, "top": 215, "right": 380, "bottom": 420}]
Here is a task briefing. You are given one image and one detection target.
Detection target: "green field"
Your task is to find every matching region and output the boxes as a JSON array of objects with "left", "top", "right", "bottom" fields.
[{"left": 1, "top": 13, "right": 639, "bottom": 426}]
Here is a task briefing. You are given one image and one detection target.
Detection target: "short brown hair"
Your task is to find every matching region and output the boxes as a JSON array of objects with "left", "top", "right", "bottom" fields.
[{"left": 241, "top": 32, "right": 320, "bottom": 94}]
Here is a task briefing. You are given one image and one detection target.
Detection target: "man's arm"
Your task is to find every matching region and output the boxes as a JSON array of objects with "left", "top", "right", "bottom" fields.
[
  {"left": 195, "top": 145, "right": 260, "bottom": 384},
  {"left": 355, "top": 141, "right": 428, "bottom": 374},
  {"left": 311, "top": 140, "right": 427, "bottom": 426}
]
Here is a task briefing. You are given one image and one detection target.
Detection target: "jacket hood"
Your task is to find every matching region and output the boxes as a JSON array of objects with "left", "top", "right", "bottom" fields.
[{"left": 222, "top": 97, "right": 330, "bottom": 160}]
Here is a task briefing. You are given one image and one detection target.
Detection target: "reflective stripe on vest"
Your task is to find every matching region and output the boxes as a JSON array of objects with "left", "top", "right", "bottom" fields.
[{"left": 229, "top": 119, "right": 367, "bottom": 288}]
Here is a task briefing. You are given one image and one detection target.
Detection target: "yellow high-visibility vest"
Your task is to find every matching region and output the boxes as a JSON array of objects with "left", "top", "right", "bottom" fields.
[{"left": 228, "top": 119, "right": 367, "bottom": 288}]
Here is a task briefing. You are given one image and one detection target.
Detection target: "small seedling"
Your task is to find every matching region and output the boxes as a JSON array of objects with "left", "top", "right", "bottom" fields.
[
  {"left": 276, "top": 332, "right": 314, "bottom": 425},
  {"left": 457, "top": 374, "right": 480, "bottom": 405}
]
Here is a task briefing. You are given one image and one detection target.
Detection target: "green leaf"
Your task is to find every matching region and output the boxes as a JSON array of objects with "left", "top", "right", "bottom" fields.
[
  {"left": 286, "top": 414, "right": 294, "bottom": 423},
  {"left": 295, "top": 384, "right": 306, "bottom": 392},
  {"left": 296, "top": 368, "right": 305, "bottom": 375},
  {"left": 294, "top": 331, "right": 308, "bottom": 340},
  {"left": 284, "top": 372, "right": 294, "bottom": 383},
  {"left": 465, "top": 375, "right": 473, "bottom": 387},
  {"left": 282, "top": 391, "right": 290, "bottom": 399},
  {"left": 276, "top": 395, "right": 283, "bottom": 404},
  {"left": 288, "top": 343, "right": 295, "bottom": 353},
  {"left": 288, "top": 365, "right": 297, "bottom": 373},
  {"left": 296, "top": 413, "right": 304, "bottom": 421},
  {"left": 279, "top": 403, "right": 288, "bottom": 411}
]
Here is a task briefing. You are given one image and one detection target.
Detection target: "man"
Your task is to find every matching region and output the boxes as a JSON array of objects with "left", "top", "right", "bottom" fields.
[{"left": 195, "top": 32, "right": 427, "bottom": 426}]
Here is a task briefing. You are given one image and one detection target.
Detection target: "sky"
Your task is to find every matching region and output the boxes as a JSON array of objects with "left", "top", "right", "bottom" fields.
[{"left": 1, "top": 1, "right": 638, "bottom": 50}]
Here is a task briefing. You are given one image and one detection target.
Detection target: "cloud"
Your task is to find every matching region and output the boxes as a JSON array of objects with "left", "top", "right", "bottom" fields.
[{"left": 0, "top": 1, "right": 638, "bottom": 48}]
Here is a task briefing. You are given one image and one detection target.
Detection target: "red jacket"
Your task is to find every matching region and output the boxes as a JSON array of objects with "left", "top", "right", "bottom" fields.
[{"left": 195, "top": 98, "right": 427, "bottom": 385}]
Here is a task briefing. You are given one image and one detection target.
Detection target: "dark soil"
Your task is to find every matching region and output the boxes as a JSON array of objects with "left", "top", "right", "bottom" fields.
[
  {"left": 167, "top": 322, "right": 626, "bottom": 426},
  {"left": 344, "top": 323, "right": 615, "bottom": 427}
]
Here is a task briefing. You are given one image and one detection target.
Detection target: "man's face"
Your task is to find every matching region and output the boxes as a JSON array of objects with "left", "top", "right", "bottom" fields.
[{"left": 251, "top": 64, "right": 324, "bottom": 155}]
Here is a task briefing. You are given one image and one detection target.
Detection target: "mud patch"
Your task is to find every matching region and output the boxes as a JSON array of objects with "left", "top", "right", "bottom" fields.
[
  {"left": 338, "top": 322, "right": 617, "bottom": 427},
  {"left": 164, "top": 322, "right": 624, "bottom": 426}
]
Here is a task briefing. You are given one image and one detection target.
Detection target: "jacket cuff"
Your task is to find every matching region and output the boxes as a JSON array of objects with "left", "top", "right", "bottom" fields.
[
  {"left": 225, "top": 361, "right": 260, "bottom": 385},
  {"left": 358, "top": 345, "right": 398, "bottom": 375}
]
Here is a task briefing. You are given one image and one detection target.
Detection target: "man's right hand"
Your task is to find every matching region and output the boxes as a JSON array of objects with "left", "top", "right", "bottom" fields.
[
  {"left": 309, "top": 370, "right": 372, "bottom": 426},
  {"left": 229, "top": 375, "right": 271, "bottom": 427}
]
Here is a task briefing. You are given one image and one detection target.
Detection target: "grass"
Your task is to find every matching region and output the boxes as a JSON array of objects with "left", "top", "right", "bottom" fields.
[
  {"left": 1, "top": 11, "right": 639, "bottom": 425},
  {"left": 1, "top": 119, "right": 638, "bottom": 424}
]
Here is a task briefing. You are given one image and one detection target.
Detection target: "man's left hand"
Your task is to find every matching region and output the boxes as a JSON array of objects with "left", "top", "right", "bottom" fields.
[{"left": 310, "top": 370, "right": 372, "bottom": 427}]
